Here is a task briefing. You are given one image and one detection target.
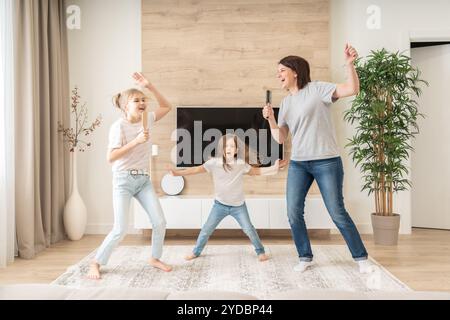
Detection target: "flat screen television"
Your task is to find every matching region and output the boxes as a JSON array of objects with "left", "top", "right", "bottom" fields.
[{"left": 176, "top": 107, "right": 283, "bottom": 168}]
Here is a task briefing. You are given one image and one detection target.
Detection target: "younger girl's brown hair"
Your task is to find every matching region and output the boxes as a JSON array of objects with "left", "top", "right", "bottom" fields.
[
  {"left": 112, "top": 88, "right": 147, "bottom": 112},
  {"left": 216, "top": 134, "right": 261, "bottom": 172}
]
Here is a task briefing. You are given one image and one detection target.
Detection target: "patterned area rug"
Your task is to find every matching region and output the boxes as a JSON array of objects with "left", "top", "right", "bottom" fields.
[{"left": 52, "top": 245, "right": 411, "bottom": 299}]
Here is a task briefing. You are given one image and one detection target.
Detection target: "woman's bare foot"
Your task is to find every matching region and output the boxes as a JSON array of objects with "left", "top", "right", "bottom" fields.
[
  {"left": 149, "top": 258, "right": 173, "bottom": 272},
  {"left": 258, "top": 254, "right": 270, "bottom": 262},
  {"left": 184, "top": 253, "right": 198, "bottom": 261},
  {"left": 87, "top": 262, "right": 101, "bottom": 280}
]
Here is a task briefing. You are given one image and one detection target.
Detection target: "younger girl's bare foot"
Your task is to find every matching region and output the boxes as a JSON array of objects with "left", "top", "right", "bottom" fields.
[
  {"left": 87, "top": 262, "right": 101, "bottom": 280},
  {"left": 149, "top": 258, "right": 173, "bottom": 272},
  {"left": 184, "top": 253, "right": 198, "bottom": 261},
  {"left": 258, "top": 254, "right": 270, "bottom": 262}
]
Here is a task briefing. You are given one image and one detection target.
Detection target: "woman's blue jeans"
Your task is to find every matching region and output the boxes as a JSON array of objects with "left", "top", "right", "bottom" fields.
[
  {"left": 193, "top": 201, "right": 265, "bottom": 257},
  {"left": 287, "top": 157, "right": 368, "bottom": 262}
]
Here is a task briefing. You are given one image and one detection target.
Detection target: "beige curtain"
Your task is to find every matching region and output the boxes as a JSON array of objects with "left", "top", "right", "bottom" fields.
[
  {"left": 1, "top": 0, "right": 15, "bottom": 268},
  {"left": 13, "top": 0, "right": 70, "bottom": 259}
]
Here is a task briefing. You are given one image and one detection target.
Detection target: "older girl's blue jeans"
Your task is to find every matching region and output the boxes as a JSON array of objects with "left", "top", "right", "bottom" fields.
[
  {"left": 287, "top": 157, "right": 368, "bottom": 262},
  {"left": 193, "top": 201, "right": 265, "bottom": 257},
  {"left": 95, "top": 172, "right": 167, "bottom": 265}
]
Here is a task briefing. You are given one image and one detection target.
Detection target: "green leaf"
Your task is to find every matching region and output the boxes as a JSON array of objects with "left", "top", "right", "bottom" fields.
[{"left": 343, "top": 48, "right": 427, "bottom": 203}]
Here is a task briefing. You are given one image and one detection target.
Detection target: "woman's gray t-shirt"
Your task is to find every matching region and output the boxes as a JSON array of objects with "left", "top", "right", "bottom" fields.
[{"left": 278, "top": 81, "right": 339, "bottom": 161}]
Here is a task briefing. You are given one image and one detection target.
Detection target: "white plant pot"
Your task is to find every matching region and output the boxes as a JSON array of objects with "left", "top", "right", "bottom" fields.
[{"left": 63, "top": 150, "right": 87, "bottom": 241}]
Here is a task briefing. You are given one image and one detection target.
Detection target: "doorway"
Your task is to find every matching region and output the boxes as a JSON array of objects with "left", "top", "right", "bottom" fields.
[{"left": 411, "top": 42, "right": 450, "bottom": 230}]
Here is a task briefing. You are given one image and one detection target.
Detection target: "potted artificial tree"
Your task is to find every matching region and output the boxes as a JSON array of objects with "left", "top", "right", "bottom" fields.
[{"left": 344, "top": 49, "right": 428, "bottom": 245}]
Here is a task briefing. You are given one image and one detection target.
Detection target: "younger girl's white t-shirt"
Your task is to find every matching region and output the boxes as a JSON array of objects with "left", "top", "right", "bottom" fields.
[
  {"left": 108, "top": 112, "right": 156, "bottom": 172},
  {"left": 203, "top": 158, "right": 251, "bottom": 207}
]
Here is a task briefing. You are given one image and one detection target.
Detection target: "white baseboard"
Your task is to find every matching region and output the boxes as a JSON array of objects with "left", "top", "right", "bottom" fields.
[
  {"left": 331, "top": 223, "right": 412, "bottom": 235},
  {"left": 85, "top": 224, "right": 142, "bottom": 235},
  {"left": 330, "top": 224, "right": 372, "bottom": 235},
  {"left": 86, "top": 223, "right": 411, "bottom": 235}
]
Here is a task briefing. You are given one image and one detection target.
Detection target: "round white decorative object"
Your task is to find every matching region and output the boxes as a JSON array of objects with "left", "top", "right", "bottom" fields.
[{"left": 161, "top": 174, "right": 185, "bottom": 196}]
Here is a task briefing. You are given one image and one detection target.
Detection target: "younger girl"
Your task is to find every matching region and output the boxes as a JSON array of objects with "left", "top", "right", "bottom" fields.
[
  {"left": 169, "top": 134, "right": 288, "bottom": 262},
  {"left": 88, "top": 72, "right": 173, "bottom": 279}
]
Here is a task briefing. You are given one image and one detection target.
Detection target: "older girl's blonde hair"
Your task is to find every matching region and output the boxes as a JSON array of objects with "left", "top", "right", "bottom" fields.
[{"left": 112, "top": 88, "right": 148, "bottom": 112}]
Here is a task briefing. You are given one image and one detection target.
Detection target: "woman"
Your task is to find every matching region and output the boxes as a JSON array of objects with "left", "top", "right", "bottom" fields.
[{"left": 263, "top": 44, "right": 373, "bottom": 274}]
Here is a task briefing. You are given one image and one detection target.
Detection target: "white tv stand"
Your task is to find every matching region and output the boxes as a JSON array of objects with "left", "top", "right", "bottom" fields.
[{"left": 133, "top": 195, "right": 334, "bottom": 230}]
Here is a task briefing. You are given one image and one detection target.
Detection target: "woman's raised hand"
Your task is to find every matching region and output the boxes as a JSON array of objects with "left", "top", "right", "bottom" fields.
[{"left": 344, "top": 43, "right": 359, "bottom": 65}]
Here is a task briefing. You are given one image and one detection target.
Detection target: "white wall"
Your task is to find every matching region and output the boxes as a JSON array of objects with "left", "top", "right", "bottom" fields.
[
  {"left": 330, "top": 0, "right": 450, "bottom": 234},
  {"left": 67, "top": 0, "right": 450, "bottom": 235},
  {"left": 67, "top": 0, "right": 142, "bottom": 234}
]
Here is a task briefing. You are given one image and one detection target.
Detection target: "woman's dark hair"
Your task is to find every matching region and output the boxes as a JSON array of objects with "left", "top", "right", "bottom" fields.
[{"left": 279, "top": 56, "right": 311, "bottom": 90}]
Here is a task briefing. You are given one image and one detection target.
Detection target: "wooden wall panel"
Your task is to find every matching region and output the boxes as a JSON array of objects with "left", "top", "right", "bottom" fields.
[{"left": 142, "top": 0, "right": 329, "bottom": 195}]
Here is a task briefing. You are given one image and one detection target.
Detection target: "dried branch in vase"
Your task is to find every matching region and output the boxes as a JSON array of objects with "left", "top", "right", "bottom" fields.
[{"left": 58, "top": 87, "right": 102, "bottom": 152}]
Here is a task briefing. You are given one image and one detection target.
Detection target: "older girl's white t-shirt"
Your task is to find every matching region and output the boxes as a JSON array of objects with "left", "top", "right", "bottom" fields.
[
  {"left": 203, "top": 158, "right": 251, "bottom": 207},
  {"left": 108, "top": 112, "right": 156, "bottom": 172}
]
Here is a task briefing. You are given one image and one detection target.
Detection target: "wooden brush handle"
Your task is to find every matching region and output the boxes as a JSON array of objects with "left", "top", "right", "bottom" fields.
[{"left": 142, "top": 111, "right": 149, "bottom": 130}]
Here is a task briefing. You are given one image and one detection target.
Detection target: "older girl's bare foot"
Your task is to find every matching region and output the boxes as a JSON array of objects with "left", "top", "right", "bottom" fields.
[
  {"left": 149, "top": 258, "right": 172, "bottom": 272},
  {"left": 87, "top": 263, "right": 101, "bottom": 280},
  {"left": 258, "top": 254, "right": 270, "bottom": 262},
  {"left": 184, "top": 253, "right": 198, "bottom": 261}
]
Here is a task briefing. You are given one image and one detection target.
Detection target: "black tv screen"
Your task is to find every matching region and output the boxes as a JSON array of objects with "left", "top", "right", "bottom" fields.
[{"left": 176, "top": 107, "right": 283, "bottom": 168}]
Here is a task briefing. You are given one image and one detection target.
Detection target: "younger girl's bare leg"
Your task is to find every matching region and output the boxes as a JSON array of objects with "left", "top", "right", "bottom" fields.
[{"left": 232, "top": 203, "right": 267, "bottom": 262}]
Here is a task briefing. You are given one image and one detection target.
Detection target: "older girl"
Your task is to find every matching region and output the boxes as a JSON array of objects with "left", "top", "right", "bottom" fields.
[{"left": 88, "top": 73, "right": 173, "bottom": 279}]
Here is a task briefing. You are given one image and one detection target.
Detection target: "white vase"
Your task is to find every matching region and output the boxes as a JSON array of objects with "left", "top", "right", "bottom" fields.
[{"left": 63, "top": 150, "right": 87, "bottom": 241}]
